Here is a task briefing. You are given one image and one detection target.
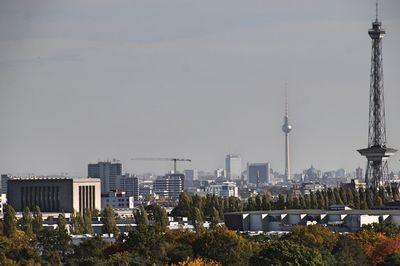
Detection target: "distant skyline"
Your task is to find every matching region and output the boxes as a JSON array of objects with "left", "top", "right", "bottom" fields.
[{"left": 0, "top": 0, "right": 399, "bottom": 177}]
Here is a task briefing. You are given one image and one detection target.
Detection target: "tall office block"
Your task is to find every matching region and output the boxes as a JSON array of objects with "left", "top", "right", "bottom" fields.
[
  {"left": 1, "top": 174, "right": 11, "bottom": 194},
  {"left": 183, "top": 169, "right": 198, "bottom": 190},
  {"left": 226, "top": 154, "right": 242, "bottom": 180},
  {"left": 88, "top": 161, "right": 122, "bottom": 194},
  {"left": 248, "top": 163, "right": 271, "bottom": 186},
  {"left": 153, "top": 174, "right": 184, "bottom": 202},
  {"left": 117, "top": 174, "right": 139, "bottom": 201}
]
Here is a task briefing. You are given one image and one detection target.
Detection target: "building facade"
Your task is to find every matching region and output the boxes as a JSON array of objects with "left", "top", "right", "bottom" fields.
[
  {"left": 183, "top": 169, "right": 198, "bottom": 190},
  {"left": 224, "top": 209, "right": 400, "bottom": 233},
  {"left": 88, "top": 161, "right": 122, "bottom": 194},
  {"left": 247, "top": 163, "right": 270, "bottom": 185},
  {"left": 7, "top": 177, "right": 101, "bottom": 213},
  {"left": 117, "top": 174, "right": 139, "bottom": 201},
  {"left": 206, "top": 182, "right": 238, "bottom": 198},
  {"left": 153, "top": 174, "right": 184, "bottom": 201},
  {"left": 101, "top": 191, "right": 134, "bottom": 209},
  {"left": 226, "top": 154, "right": 242, "bottom": 180}
]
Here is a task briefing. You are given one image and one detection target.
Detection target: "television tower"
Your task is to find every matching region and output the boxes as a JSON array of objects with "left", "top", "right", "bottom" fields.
[
  {"left": 282, "top": 88, "right": 292, "bottom": 182},
  {"left": 357, "top": 3, "right": 397, "bottom": 188}
]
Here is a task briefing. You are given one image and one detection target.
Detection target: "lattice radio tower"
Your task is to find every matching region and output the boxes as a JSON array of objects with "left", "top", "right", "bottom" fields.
[{"left": 358, "top": 2, "right": 397, "bottom": 188}]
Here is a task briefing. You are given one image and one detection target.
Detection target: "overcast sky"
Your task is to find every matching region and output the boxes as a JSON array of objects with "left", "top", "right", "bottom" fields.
[{"left": 0, "top": 0, "right": 399, "bottom": 177}]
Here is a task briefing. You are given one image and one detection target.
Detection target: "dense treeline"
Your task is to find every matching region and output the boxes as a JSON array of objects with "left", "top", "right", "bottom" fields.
[
  {"left": 172, "top": 187, "right": 399, "bottom": 219},
  {"left": 2, "top": 202, "right": 400, "bottom": 265}
]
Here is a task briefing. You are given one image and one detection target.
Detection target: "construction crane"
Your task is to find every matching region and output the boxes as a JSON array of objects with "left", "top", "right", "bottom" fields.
[{"left": 131, "top": 157, "right": 191, "bottom": 174}]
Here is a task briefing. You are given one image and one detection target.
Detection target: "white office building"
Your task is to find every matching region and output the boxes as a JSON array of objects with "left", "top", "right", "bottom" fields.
[
  {"left": 101, "top": 190, "right": 134, "bottom": 209},
  {"left": 206, "top": 182, "right": 238, "bottom": 198},
  {"left": 226, "top": 154, "right": 242, "bottom": 180}
]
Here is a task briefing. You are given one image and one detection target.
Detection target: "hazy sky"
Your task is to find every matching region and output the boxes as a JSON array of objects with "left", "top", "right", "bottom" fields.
[{"left": 0, "top": 0, "right": 399, "bottom": 177}]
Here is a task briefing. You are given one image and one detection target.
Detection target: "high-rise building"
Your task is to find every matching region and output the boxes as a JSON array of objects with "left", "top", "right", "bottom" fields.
[
  {"left": 153, "top": 173, "right": 184, "bottom": 202},
  {"left": 117, "top": 174, "right": 139, "bottom": 201},
  {"left": 282, "top": 90, "right": 292, "bottom": 182},
  {"left": 247, "top": 163, "right": 271, "bottom": 186},
  {"left": 226, "top": 154, "right": 242, "bottom": 180},
  {"left": 88, "top": 161, "right": 122, "bottom": 194},
  {"left": 1, "top": 174, "right": 11, "bottom": 194},
  {"left": 357, "top": 5, "right": 397, "bottom": 188},
  {"left": 183, "top": 169, "right": 198, "bottom": 190}
]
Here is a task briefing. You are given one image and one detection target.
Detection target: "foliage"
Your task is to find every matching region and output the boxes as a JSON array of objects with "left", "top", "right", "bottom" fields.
[
  {"left": 3, "top": 204, "right": 17, "bottom": 237},
  {"left": 18, "top": 207, "right": 33, "bottom": 235},
  {"left": 101, "top": 204, "right": 119, "bottom": 236},
  {"left": 32, "top": 206, "right": 43, "bottom": 235},
  {"left": 250, "top": 239, "right": 326, "bottom": 266},
  {"left": 333, "top": 236, "right": 367, "bottom": 266},
  {"left": 193, "top": 227, "right": 260, "bottom": 266},
  {"left": 133, "top": 205, "right": 149, "bottom": 226}
]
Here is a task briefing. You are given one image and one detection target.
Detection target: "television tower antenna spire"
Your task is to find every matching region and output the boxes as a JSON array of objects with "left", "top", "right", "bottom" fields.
[{"left": 282, "top": 83, "right": 292, "bottom": 183}]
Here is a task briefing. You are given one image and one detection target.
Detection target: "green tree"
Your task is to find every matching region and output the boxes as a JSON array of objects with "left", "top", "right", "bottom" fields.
[
  {"left": 57, "top": 213, "right": 67, "bottom": 231},
  {"left": 3, "top": 204, "right": 17, "bottom": 237},
  {"left": 171, "top": 192, "right": 192, "bottom": 218},
  {"left": 82, "top": 210, "right": 93, "bottom": 234},
  {"left": 19, "top": 207, "right": 33, "bottom": 235},
  {"left": 210, "top": 207, "right": 220, "bottom": 229},
  {"left": 70, "top": 210, "right": 82, "bottom": 234},
  {"left": 261, "top": 194, "right": 272, "bottom": 210},
  {"left": 193, "top": 227, "right": 258, "bottom": 266},
  {"left": 32, "top": 206, "right": 43, "bottom": 235},
  {"left": 101, "top": 204, "right": 119, "bottom": 236},
  {"left": 333, "top": 236, "right": 367, "bottom": 266},
  {"left": 134, "top": 205, "right": 149, "bottom": 226},
  {"left": 310, "top": 192, "right": 318, "bottom": 209},
  {"left": 255, "top": 195, "right": 262, "bottom": 211},
  {"left": 250, "top": 240, "right": 325, "bottom": 266},
  {"left": 286, "top": 193, "right": 293, "bottom": 209},
  {"left": 153, "top": 205, "right": 168, "bottom": 230},
  {"left": 119, "top": 224, "right": 167, "bottom": 264},
  {"left": 275, "top": 194, "right": 285, "bottom": 210},
  {"left": 193, "top": 207, "right": 204, "bottom": 231},
  {"left": 38, "top": 228, "right": 72, "bottom": 263}
]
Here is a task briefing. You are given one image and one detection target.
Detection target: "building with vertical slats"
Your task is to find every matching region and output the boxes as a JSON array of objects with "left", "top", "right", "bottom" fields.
[{"left": 7, "top": 177, "right": 101, "bottom": 213}]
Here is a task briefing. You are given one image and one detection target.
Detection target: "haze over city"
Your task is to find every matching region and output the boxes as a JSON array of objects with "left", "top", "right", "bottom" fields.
[{"left": 1, "top": 0, "right": 400, "bottom": 177}]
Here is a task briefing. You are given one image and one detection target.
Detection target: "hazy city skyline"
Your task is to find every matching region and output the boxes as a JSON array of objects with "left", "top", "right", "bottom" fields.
[{"left": 1, "top": 0, "right": 399, "bottom": 177}]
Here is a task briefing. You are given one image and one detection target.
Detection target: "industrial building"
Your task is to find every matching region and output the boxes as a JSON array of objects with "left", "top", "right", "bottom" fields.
[
  {"left": 224, "top": 209, "right": 400, "bottom": 233},
  {"left": 7, "top": 177, "right": 101, "bottom": 213}
]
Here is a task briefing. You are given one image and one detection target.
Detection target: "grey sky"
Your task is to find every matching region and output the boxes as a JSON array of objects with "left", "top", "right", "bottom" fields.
[{"left": 0, "top": 0, "right": 399, "bottom": 177}]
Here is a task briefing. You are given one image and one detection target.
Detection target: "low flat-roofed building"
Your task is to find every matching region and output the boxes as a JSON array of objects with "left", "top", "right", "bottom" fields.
[
  {"left": 101, "top": 190, "right": 134, "bottom": 209},
  {"left": 7, "top": 177, "right": 101, "bottom": 213},
  {"left": 224, "top": 209, "right": 400, "bottom": 233}
]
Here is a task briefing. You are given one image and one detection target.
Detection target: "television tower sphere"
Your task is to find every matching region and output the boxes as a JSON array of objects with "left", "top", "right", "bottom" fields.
[{"left": 282, "top": 117, "right": 292, "bottom": 133}]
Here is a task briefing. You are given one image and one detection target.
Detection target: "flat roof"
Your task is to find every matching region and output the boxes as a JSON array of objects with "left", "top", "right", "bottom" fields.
[{"left": 224, "top": 209, "right": 400, "bottom": 215}]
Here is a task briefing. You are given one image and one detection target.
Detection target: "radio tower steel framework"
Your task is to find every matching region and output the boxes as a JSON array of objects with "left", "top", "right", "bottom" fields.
[{"left": 357, "top": 3, "right": 397, "bottom": 188}]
